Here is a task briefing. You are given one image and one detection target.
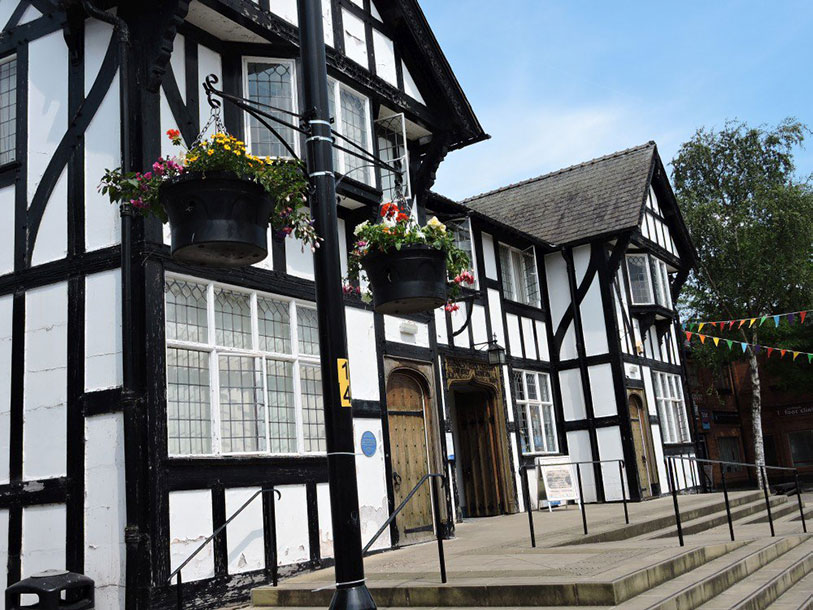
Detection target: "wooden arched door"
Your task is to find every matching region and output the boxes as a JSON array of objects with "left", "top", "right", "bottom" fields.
[
  {"left": 386, "top": 371, "right": 434, "bottom": 544},
  {"left": 628, "top": 393, "right": 658, "bottom": 498}
]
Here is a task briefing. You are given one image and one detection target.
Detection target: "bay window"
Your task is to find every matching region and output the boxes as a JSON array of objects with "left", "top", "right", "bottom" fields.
[
  {"left": 626, "top": 253, "right": 672, "bottom": 309},
  {"left": 513, "top": 370, "right": 557, "bottom": 454},
  {"left": 164, "top": 276, "right": 325, "bottom": 457},
  {"left": 499, "top": 244, "right": 539, "bottom": 307},
  {"left": 653, "top": 371, "right": 690, "bottom": 444},
  {"left": 245, "top": 59, "right": 298, "bottom": 158},
  {"left": 0, "top": 56, "right": 16, "bottom": 165}
]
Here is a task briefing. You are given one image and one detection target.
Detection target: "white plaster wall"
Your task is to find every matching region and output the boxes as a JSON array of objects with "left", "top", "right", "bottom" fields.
[
  {"left": 169, "top": 490, "right": 214, "bottom": 581},
  {"left": 572, "top": 245, "right": 590, "bottom": 282},
  {"left": 535, "top": 320, "right": 550, "bottom": 361},
  {"left": 651, "top": 425, "right": 668, "bottom": 491},
  {"left": 355, "top": 419, "right": 390, "bottom": 551},
  {"left": 372, "top": 29, "right": 396, "bottom": 86},
  {"left": 480, "top": 232, "right": 497, "bottom": 279},
  {"left": 345, "top": 307, "right": 379, "bottom": 400},
  {"left": 342, "top": 9, "right": 368, "bottom": 69},
  {"left": 0, "top": 295, "right": 11, "bottom": 485},
  {"left": 30, "top": 169, "right": 69, "bottom": 265},
  {"left": 85, "top": 270, "right": 122, "bottom": 391},
  {"left": 0, "top": 509, "right": 7, "bottom": 604},
  {"left": 434, "top": 309, "right": 448, "bottom": 345},
  {"left": 0, "top": 186, "right": 14, "bottom": 275},
  {"left": 501, "top": 365, "right": 514, "bottom": 422},
  {"left": 588, "top": 364, "right": 616, "bottom": 418},
  {"left": 579, "top": 280, "right": 608, "bottom": 356},
  {"left": 471, "top": 304, "right": 488, "bottom": 347},
  {"left": 559, "top": 368, "right": 585, "bottom": 421},
  {"left": 544, "top": 253, "right": 570, "bottom": 326},
  {"left": 322, "top": 0, "right": 334, "bottom": 47},
  {"left": 401, "top": 61, "right": 425, "bottom": 104},
  {"left": 159, "top": 88, "right": 181, "bottom": 159},
  {"left": 566, "top": 430, "right": 596, "bottom": 503},
  {"left": 24, "top": 283, "right": 68, "bottom": 480},
  {"left": 450, "top": 307, "right": 471, "bottom": 349},
  {"left": 642, "top": 366, "right": 657, "bottom": 416},
  {"left": 337, "top": 218, "right": 348, "bottom": 277},
  {"left": 487, "top": 289, "right": 505, "bottom": 348},
  {"left": 285, "top": 235, "right": 315, "bottom": 280},
  {"left": 22, "top": 504, "right": 66, "bottom": 577},
  {"left": 84, "top": 413, "right": 126, "bottom": 610},
  {"left": 316, "top": 483, "right": 333, "bottom": 559},
  {"left": 274, "top": 484, "right": 309, "bottom": 565},
  {"left": 596, "top": 426, "right": 628, "bottom": 501},
  {"left": 269, "top": 0, "right": 297, "bottom": 25},
  {"left": 521, "top": 317, "right": 536, "bottom": 360},
  {"left": 505, "top": 314, "right": 521, "bottom": 357},
  {"left": 561, "top": 319, "right": 578, "bottom": 361},
  {"left": 252, "top": 228, "right": 275, "bottom": 272},
  {"left": 384, "top": 315, "right": 429, "bottom": 348},
  {"left": 225, "top": 487, "right": 265, "bottom": 575},
  {"left": 198, "top": 45, "right": 223, "bottom": 140}
]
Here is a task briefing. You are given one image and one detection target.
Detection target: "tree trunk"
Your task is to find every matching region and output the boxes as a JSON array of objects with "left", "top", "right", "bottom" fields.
[{"left": 748, "top": 345, "right": 765, "bottom": 489}]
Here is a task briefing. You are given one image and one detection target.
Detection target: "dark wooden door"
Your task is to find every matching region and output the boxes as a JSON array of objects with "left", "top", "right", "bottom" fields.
[
  {"left": 456, "top": 392, "right": 503, "bottom": 517},
  {"left": 387, "top": 372, "right": 433, "bottom": 544},
  {"left": 629, "top": 394, "right": 657, "bottom": 498}
]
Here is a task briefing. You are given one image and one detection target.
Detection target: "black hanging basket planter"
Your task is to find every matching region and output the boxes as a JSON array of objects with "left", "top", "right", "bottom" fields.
[
  {"left": 161, "top": 171, "right": 274, "bottom": 267},
  {"left": 361, "top": 245, "right": 448, "bottom": 315}
]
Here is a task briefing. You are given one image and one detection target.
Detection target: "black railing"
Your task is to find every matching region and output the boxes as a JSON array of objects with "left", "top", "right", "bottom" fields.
[
  {"left": 168, "top": 487, "right": 282, "bottom": 610},
  {"left": 666, "top": 456, "right": 806, "bottom": 547},
  {"left": 520, "top": 459, "right": 628, "bottom": 546},
  {"left": 362, "top": 473, "right": 447, "bottom": 583}
]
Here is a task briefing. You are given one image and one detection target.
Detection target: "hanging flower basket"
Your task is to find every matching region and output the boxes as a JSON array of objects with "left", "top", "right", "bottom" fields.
[
  {"left": 346, "top": 201, "right": 475, "bottom": 315},
  {"left": 99, "top": 129, "right": 318, "bottom": 268}
]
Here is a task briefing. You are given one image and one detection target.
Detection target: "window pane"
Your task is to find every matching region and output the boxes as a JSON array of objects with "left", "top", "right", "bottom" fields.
[
  {"left": 300, "top": 364, "right": 326, "bottom": 452},
  {"left": 542, "top": 405, "right": 556, "bottom": 452},
  {"left": 258, "top": 297, "right": 291, "bottom": 353},
  {"left": 266, "top": 359, "right": 296, "bottom": 453},
  {"left": 167, "top": 348, "right": 211, "bottom": 455},
  {"left": 328, "top": 82, "right": 340, "bottom": 172},
  {"left": 219, "top": 355, "right": 264, "bottom": 453},
  {"left": 522, "top": 250, "right": 539, "bottom": 306},
  {"left": 499, "top": 246, "right": 515, "bottom": 300},
  {"left": 215, "top": 289, "right": 252, "bottom": 349},
  {"left": 789, "top": 430, "right": 813, "bottom": 466},
  {"left": 512, "top": 370, "right": 525, "bottom": 401},
  {"left": 530, "top": 406, "right": 544, "bottom": 454},
  {"left": 452, "top": 219, "right": 475, "bottom": 284},
  {"left": 376, "top": 115, "right": 408, "bottom": 202},
  {"left": 339, "top": 88, "right": 370, "bottom": 184},
  {"left": 165, "top": 279, "right": 208, "bottom": 344},
  {"left": 247, "top": 62, "right": 295, "bottom": 158},
  {"left": 512, "top": 250, "right": 528, "bottom": 303},
  {"left": 517, "top": 406, "right": 530, "bottom": 454},
  {"left": 539, "top": 373, "right": 551, "bottom": 403},
  {"left": 627, "top": 255, "right": 653, "bottom": 304},
  {"left": 525, "top": 372, "right": 538, "bottom": 400},
  {"left": 0, "top": 58, "right": 16, "bottom": 165},
  {"left": 297, "top": 307, "right": 320, "bottom": 356}
]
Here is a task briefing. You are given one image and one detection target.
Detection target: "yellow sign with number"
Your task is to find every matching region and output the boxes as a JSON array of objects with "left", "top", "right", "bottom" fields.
[{"left": 338, "top": 358, "right": 352, "bottom": 407}]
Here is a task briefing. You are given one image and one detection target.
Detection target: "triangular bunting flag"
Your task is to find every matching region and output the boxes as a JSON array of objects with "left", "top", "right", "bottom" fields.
[
  {"left": 713, "top": 337, "right": 720, "bottom": 346},
  {"left": 749, "top": 318, "right": 756, "bottom": 327},
  {"left": 793, "top": 351, "right": 800, "bottom": 361},
  {"left": 808, "top": 354, "right": 813, "bottom": 364},
  {"left": 801, "top": 311, "right": 807, "bottom": 324},
  {"left": 729, "top": 320, "right": 736, "bottom": 329},
  {"left": 760, "top": 316, "right": 767, "bottom": 326},
  {"left": 699, "top": 334, "right": 706, "bottom": 344},
  {"left": 754, "top": 345, "right": 761, "bottom": 354},
  {"left": 685, "top": 331, "right": 693, "bottom": 341},
  {"left": 767, "top": 347, "right": 774, "bottom": 358},
  {"left": 698, "top": 323, "right": 705, "bottom": 332},
  {"left": 726, "top": 339, "right": 733, "bottom": 350},
  {"left": 738, "top": 319, "right": 746, "bottom": 329},
  {"left": 781, "top": 349, "right": 787, "bottom": 357},
  {"left": 774, "top": 315, "right": 780, "bottom": 327},
  {"left": 788, "top": 313, "right": 796, "bottom": 324},
  {"left": 741, "top": 342, "right": 748, "bottom": 352}
]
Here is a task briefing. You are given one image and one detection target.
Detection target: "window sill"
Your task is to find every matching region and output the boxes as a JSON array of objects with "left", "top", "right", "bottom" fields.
[{"left": 0, "top": 159, "right": 20, "bottom": 175}]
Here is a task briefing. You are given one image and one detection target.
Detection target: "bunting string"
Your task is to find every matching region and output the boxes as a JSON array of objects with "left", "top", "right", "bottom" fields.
[
  {"left": 683, "top": 309, "right": 811, "bottom": 332},
  {"left": 683, "top": 331, "right": 813, "bottom": 364}
]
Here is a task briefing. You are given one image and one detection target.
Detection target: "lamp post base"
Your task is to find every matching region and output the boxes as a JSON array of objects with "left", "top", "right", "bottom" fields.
[{"left": 328, "top": 584, "right": 377, "bottom": 610}]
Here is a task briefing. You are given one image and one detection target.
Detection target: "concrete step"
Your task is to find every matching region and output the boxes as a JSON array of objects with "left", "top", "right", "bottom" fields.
[
  {"left": 618, "top": 535, "right": 809, "bottom": 609},
  {"left": 251, "top": 542, "right": 743, "bottom": 607},
  {"left": 570, "top": 491, "right": 764, "bottom": 545},
  {"left": 648, "top": 495, "right": 789, "bottom": 540},
  {"left": 767, "top": 570, "right": 813, "bottom": 608},
  {"left": 740, "top": 498, "right": 806, "bottom": 525}
]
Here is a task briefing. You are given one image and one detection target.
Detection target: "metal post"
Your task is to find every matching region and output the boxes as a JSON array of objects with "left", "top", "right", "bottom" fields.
[
  {"left": 690, "top": 459, "right": 697, "bottom": 490},
  {"left": 576, "top": 463, "right": 588, "bottom": 535},
  {"left": 296, "top": 2, "right": 374, "bottom": 608},
  {"left": 430, "top": 477, "right": 447, "bottom": 584},
  {"left": 667, "top": 458, "right": 684, "bottom": 547},
  {"left": 762, "top": 466, "right": 775, "bottom": 537},
  {"left": 619, "top": 461, "right": 629, "bottom": 524},
  {"left": 521, "top": 467, "right": 536, "bottom": 547},
  {"left": 176, "top": 572, "right": 182, "bottom": 610},
  {"left": 795, "top": 471, "right": 807, "bottom": 534},
  {"left": 721, "top": 468, "right": 734, "bottom": 541}
]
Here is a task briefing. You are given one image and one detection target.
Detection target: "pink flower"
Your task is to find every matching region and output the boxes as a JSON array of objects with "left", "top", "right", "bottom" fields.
[
  {"left": 143, "top": 172, "right": 152, "bottom": 180},
  {"left": 152, "top": 162, "right": 164, "bottom": 175}
]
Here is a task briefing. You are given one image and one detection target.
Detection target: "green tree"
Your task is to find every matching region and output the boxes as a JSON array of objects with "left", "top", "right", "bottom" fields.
[{"left": 671, "top": 119, "right": 813, "bottom": 483}]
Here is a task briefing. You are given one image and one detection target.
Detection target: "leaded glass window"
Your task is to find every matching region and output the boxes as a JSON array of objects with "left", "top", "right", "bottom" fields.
[
  {"left": 164, "top": 276, "right": 325, "bottom": 456},
  {"left": 327, "top": 79, "right": 372, "bottom": 185},
  {"left": 0, "top": 57, "right": 16, "bottom": 165},
  {"left": 654, "top": 371, "right": 690, "bottom": 444},
  {"left": 246, "top": 60, "right": 296, "bottom": 158},
  {"left": 626, "top": 254, "right": 654, "bottom": 304},
  {"left": 513, "top": 370, "right": 557, "bottom": 454},
  {"left": 499, "top": 244, "right": 540, "bottom": 307}
]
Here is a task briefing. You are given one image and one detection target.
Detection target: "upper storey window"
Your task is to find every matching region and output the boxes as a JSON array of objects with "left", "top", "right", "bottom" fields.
[
  {"left": 451, "top": 218, "right": 478, "bottom": 288},
  {"left": 328, "top": 79, "right": 373, "bottom": 186},
  {"left": 0, "top": 56, "right": 16, "bottom": 165},
  {"left": 245, "top": 59, "right": 298, "bottom": 158},
  {"left": 626, "top": 253, "right": 672, "bottom": 309},
  {"left": 499, "top": 244, "right": 540, "bottom": 307}
]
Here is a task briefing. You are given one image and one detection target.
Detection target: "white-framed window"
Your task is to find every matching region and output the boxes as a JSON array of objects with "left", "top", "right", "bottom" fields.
[
  {"left": 653, "top": 371, "right": 690, "bottom": 444},
  {"left": 626, "top": 253, "right": 672, "bottom": 309},
  {"left": 164, "top": 275, "right": 325, "bottom": 457},
  {"left": 328, "top": 79, "right": 373, "bottom": 185},
  {"left": 450, "top": 217, "right": 478, "bottom": 287},
  {"left": 0, "top": 55, "right": 16, "bottom": 165},
  {"left": 244, "top": 57, "right": 299, "bottom": 158},
  {"left": 650, "top": 257, "right": 672, "bottom": 309},
  {"left": 499, "top": 244, "right": 539, "bottom": 307},
  {"left": 513, "top": 370, "right": 557, "bottom": 454}
]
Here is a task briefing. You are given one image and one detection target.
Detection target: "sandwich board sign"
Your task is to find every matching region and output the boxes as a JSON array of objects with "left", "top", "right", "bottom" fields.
[{"left": 538, "top": 461, "right": 580, "bottom": 510}]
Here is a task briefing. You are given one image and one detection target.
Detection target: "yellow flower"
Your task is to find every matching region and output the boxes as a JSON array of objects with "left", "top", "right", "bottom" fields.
[
  {"left": 207, "top": 150, "right": 214, "bottom": 156},
  {"left": 426, "top": 216, "right": 446, "bottom": 233},
  {"left": 187, "top": 156, "right": 198, "bottom": 163},
  {"left": 234, "top": 150, "right": 242, "bottom": 156},
  {"left": 224, "top": 145, "right": 231, "bottom": 151}
]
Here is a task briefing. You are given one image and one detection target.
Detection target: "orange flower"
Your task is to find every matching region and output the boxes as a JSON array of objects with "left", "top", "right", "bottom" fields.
[{"left": 166, "top": 129, "right": 180, "bottom": 140}]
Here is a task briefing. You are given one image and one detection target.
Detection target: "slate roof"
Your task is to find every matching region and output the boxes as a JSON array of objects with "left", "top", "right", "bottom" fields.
[{"left": 461, "top": 142, "right": 658, "bottom": 246}]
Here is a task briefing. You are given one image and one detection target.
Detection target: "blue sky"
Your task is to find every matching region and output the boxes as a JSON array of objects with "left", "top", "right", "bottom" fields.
[{"left": 421, "top": 1, "right": 813, "bottom": 200}]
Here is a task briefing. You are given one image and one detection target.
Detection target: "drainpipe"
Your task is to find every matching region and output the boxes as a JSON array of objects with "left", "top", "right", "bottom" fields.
[{"left": 79, "top": 3, "right": 144, "bottom": 609}]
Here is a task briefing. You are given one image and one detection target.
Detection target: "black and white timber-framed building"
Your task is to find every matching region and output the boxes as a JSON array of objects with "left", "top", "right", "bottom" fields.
[{"left": 0, "top": 1, "right": 700, "bottom": 609}]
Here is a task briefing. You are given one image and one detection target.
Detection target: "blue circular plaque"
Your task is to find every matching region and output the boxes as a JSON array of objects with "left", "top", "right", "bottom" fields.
[{"left": 360, "top": 431, "right": 377, "bottom": 457}]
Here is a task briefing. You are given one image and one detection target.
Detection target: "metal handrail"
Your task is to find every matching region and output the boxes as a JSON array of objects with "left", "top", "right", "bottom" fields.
[
  {"left": 665, "top": 455, "right": 806, "bottom": 547},
  {"left": 168, "top": 487, "right": 282, "bottom": 610},
  {"left": 519, "top": 459, "right": 628, "bottom": 545},
  {"left": 363, "top": 473, "right": 448, "bottom": 583}
]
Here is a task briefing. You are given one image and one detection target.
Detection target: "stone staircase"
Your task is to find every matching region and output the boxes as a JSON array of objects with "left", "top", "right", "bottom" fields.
[{"left": 244, "top": 491, "right": 811, "bottom": 609}]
